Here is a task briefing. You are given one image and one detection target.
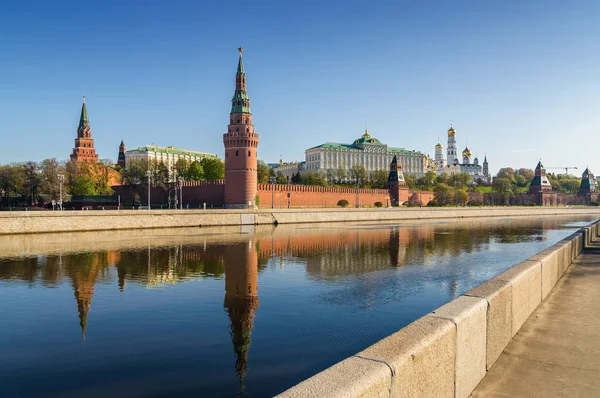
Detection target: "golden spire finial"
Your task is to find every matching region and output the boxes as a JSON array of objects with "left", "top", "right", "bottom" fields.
[{"left": 238, "top": 46, "right": 244, "bottom": 54}]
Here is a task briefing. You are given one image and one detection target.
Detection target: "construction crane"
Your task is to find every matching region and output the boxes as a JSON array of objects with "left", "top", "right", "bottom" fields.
[{"left": 547, "top": 166, "right": 578, "bottom": 176}]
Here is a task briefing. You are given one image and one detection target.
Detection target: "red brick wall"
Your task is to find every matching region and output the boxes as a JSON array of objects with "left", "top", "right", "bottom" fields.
[
  {"left": 257, "top": 184, "right": 392, "bottom": 208},
  {"left": 113, "top": 182, "right": 435, "bottom": 208}
]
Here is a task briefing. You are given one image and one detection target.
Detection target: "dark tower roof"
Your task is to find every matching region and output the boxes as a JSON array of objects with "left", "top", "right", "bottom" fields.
[{"left": 78, "top": 98, "right": 88, "bottom": 130}]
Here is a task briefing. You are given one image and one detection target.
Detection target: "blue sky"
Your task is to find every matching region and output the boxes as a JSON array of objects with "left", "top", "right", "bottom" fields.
[{"left": 1, "top": 0, "right": 599, "bottom": 175}]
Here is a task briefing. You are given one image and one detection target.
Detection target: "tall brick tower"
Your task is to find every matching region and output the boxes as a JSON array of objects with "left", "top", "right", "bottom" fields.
[
  {"left": 386, "top": 155, "right": 408, "bottom": 206},
  {"left": 224, "top": 47, "right": 259, "bottom": 208},
  {"left": 117, "top": 140, "right": 126, "bottom": 169},
  {"left": 70, "top": 96, "right": 99, "bottom": 163}
]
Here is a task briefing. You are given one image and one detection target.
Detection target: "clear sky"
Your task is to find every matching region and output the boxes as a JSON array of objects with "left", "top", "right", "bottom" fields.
[{"left": 1, "top": 0, "right": 599, "bottom": 175}]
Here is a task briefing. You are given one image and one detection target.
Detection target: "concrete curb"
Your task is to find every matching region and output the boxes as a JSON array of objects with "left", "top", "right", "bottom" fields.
[{"left": 277, "top": 219, "right": 600, "bottom": 398}]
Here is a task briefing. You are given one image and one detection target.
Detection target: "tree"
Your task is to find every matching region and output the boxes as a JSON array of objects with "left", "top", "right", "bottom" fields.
[
  {"left": 0, "top": 165, "right": 24, "bottom": 207},
  {"left": 335, "top": 167, "right": 347, "bottom": 183},
  {"left": 404, "top": 173, "right": 416, "bottom": 189},
  {"left": 369, "top": 170, "right": 388, "bottom": 189},
  {"left": 434, "top": 183, "right": 454, "bottom": 206},
  {"left": 22, "top": 162, "right": 42, "bottom": 206},
  {"left": 492, "top": 177, "right": 515, "bottom": 205},
  {"left": 257, "top": 160, "right": 271, "bottom": 184},
  {"left": 187, "top": 161, "right": 204, "bottom": 181},
  {"left": 174, "top": 159, "right": 190, "bottom": 183},
  {"left": 348, "top": 165, "right": 367, "bottom": 185},
  {"left": 201, "top": 157, "right": 224, "bottom": 180},
  {"left": 455, "top": 189, "right": 469, "bottom": 206},
  {"left": 120, "top": 159, "right": 148, "bottom": 206},
  {"left": 291, "top": 171, "right": 301, "bottom": 184},
  {"left": 275, "top": 172, "right": 288, "bottom": 184},
  {"left": 40, "top": 158, "right": 64, "bottom": 201},
  {"left": 70, "top": 175, "right": 98, "bottom": 196}
]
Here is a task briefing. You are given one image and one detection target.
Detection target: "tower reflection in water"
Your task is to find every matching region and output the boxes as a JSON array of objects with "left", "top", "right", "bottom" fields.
[
  {"left": 223, "top": 240, "right": 259, "bottom": 394},
  {"left": 0, "top": 217, "right": 568, "bottom": 396}
]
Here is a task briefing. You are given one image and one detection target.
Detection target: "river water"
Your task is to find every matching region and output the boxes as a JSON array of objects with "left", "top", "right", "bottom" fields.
[{"left": 0, "top": 215, "right": 596, "bottom": 397}]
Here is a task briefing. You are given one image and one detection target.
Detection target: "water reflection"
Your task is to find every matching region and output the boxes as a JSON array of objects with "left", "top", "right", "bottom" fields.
[{"left": 0, "top": 216, "right": 596, "bottom": 397}]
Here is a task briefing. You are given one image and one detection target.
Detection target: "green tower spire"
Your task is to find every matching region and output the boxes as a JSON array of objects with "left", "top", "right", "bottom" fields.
[
  {"left": 231, "top": 47, "right": 251, "bottom": 115},
  {"left": 78, "top": 96, "right": 89, "bottom": 129}
]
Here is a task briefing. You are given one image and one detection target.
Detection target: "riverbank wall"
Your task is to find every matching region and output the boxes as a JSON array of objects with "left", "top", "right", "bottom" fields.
[
  {"left": 1, "top": 207, "right": 599, "bottom": 235},
  {"left": 277, "top": 220, "right": 600, "bottom": 398}
]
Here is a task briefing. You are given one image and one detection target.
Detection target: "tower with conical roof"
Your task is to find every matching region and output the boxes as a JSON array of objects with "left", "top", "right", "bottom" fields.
[
  {"left": 446, "top": 124, "right": 457, "bottom": 165},
  {"left": 117, "top": 140, "right": 126, "bottom": 169},
  {"left": 386, "top": 155, "right": 408, "bottom": 206},
  {"left": 70, "top": 96, "right": 99, "bottom": 163},
  {"left": 223, "top": 47, "right": 259, "bottom": 208},
  {"left": 483, "top": 155, "right": 489, "bottom": 181},
  {"left": 529, "top": 160, "right": 553, "bottom": 205},
  {"left": 579, "top": 167, "right": 597, "bottom": 197}
]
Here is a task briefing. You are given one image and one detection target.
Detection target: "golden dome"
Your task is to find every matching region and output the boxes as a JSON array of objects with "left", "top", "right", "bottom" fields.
[
  {"left": 361, "top": 129, "right": 371, "bottom": 139},
  {"left": 462, "top": 145, "right": 472, "bottom": 157},
  {"left": 447, "top": 126, "right": 456, "bottom": 136},
  {"left": 435, "top": 142, "right": 443, "bottom": 149}
]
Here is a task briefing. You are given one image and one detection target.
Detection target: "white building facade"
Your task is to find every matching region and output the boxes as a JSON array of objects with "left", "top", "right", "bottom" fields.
[
  {"left": 125, "top": 145, "right": 219, "bottom": 177},
  {"left": 300, "top": 130, "right": 426, "bottom": 177},
  {"left": 434, "top": 126, "right": 490, "bottom": 183}
]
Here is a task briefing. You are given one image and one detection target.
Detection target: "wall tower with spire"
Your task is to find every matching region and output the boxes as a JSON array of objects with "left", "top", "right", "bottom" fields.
[
  {"left": 117, "top": 140, "right": 126, "bottom": 169},
  {"left": 386, "top": 155, "right": 408, "bottom": 206},
  {"left": 223, "top": 48, "right": 259, "bottom": 208},
  {"left": 70, "top": 97, "right": 99, "bottom": 163}
]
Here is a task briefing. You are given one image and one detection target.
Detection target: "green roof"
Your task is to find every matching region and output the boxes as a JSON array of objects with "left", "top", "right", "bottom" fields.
[
  {"left": 78, "top": 101, "right": 88, "bottom": 129},
  {"left": 128, "top": 145, "right": 218, "bottom": 158},
  {"left": 307, "top": 142, "right": 422, "bottom": 155},
  {"left": 237, "top": 52, "right": 245, "bottom": 74}
]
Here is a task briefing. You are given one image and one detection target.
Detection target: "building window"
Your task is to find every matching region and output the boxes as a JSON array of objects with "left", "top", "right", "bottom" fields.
[
  {"left": 248, "top": 151, "right": 251, "bottom": 157},
  {"left": 236, "top": 150, "right": 239, "bottom": 156}
]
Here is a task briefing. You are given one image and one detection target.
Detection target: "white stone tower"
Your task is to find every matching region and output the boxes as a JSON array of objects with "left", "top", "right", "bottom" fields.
[
  {"left": 434, "top": 141, "right": 445, "bottom": 168},
  {"left": 446, "top": 124, "right": 457, "bottom": 165}
]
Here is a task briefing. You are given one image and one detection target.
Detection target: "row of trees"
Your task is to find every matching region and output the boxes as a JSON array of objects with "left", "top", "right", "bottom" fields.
[{"left": 0, "top": 159, "right": 116, "bottom": 207}]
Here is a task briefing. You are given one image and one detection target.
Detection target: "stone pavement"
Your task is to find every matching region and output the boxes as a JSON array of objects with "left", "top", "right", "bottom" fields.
[{"left": 471, "top": 239, "right": 600, "bottom": 397}]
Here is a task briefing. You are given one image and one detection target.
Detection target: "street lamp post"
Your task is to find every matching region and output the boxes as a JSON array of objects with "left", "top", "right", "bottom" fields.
[
  {"left": 57, "top": 173, "right": 64, "bottom": 211},
  {"left": 287, "top": 178, "right": 291, "bottom": 209},
  {"left": 419, "top": 184, "right": 423, "bottom": 208},
  {"left": 270, "top": 176, "right": 276, "bottom": 209},
  {"left": 146, "top": 170, "right": 152, "bottom": 210}
]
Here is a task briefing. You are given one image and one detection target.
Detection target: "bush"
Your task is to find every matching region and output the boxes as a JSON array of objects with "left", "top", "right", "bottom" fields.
[
  {"left": 374, "top": 201, "right": 383, "bottom": 208},
  {"left": 469, "top": 199, "right": 483, "bottom": 207},
  {"left": 588, "top": 202, "right": 599, "bottom": 206},
  {"left": 255, "top": 195, "right": 260, "bottom": 206},
  {"left": 426, "top": 200, "right": 440, "bottom": 207},
  {"left": 337, "top": 199, "right": 349, "bottom": 207}
]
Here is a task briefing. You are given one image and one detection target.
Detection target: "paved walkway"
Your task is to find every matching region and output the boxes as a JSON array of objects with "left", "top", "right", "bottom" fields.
[{"left": 472, "top": 240, "right": 600, "bottom": 397}]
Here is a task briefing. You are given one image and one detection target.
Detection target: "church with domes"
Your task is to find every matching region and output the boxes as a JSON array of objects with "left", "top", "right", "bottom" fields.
[{"left": 433, "top": 125, "right": 490, "bottom": 183}]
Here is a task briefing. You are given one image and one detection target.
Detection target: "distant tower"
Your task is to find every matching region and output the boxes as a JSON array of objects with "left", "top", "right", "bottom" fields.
[
  {"left": 434, "top": 141, "right": 445, "bottom": 168},
  {"left": 579, "top": 167, "right": 596, "bottom": 195},
  {"left": 528, "top": 159, "right": 553, "bottom": 205},
  {"left": 223, "top": 240, "right": 259, "bottom": 393},
  {"left": 70, "top": 96, "right": 99, "bottom": 163},
  {"left": 117, "top": 140, "right": 126, "bottom": 169},
  {"left": 386, "top": 155, "right": 407, "bottom": 206},
  {"left": 462, "top": 144, "right": 472, "bottom": 165},
  {"left": 223, "top": 47, "right": 259, "bottom": 208},
  {"left": 446, "top": 124, "right": 457, "bottom": 165},
  {"left": 483, "top": 155, "right": 489, "bottom": 179}
]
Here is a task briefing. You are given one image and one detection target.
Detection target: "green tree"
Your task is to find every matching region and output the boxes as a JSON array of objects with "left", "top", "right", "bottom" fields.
[
  {"left": 369, "top": 170, "right": 388, "bottom": 189},
  {"left": 22, "top": 162, "right": 42, "bottom": 206},
  {"left": 335, "top": 167, "right": 347, "bottom": 183},
  {"left": 201, "top": 157, "right": 225, "bottom": 180},
  {"left": 257, "top": 160, "right": 271, "bottom": 184},
  {"left": 174, "top": 159, "right": 190, "bottom": 182},
  {"left": 187, "top": 161, "right": 204, "bottom": 181},
  {"left": 434, "top": 183, "right": 454, "bottom": 206},
  {"left": 0, "top": 164, "right": 24, "bottom": 207},
  {"left": 70, "top": 175, "right": 98, "bottom": 196},
  {"left": 492, "top": 177, "right": 515, "bottom": 205},
  {"left": 275, "top": 172, "right": 288, "bottom": 184},
  {"left": 348, "top": 165, "right": 367, "bottom": 185},
  {"left": 455, "top": 189, "right": 469, "bottom": 206},
  {"left": 40, "top": 158, "right": 64, "bottom": 201}
]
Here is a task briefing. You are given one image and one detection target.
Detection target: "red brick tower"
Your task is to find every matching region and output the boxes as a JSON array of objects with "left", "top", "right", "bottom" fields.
[
  {"left": 117, "top": 140, "right": 126, "bottom": 169},
  {"left": 224, "top": 47, "right": 259, "bottom": 208},
  {"left": 70, "top": 96, "right": 99, "bottom": 163}
]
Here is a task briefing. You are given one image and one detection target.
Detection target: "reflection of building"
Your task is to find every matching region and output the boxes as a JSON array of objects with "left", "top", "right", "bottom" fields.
[
  {"left": 434, "top": 125, "right": 490, "bottom": 182},
  {"left": 70, "top": 97, "right": 99, "bottom": 164},
  {"left": 223, "top": 241, "right": 259, "bottom": 393},
  {"left": 273, "top": 130, "right": 427, "bottom": 178}
]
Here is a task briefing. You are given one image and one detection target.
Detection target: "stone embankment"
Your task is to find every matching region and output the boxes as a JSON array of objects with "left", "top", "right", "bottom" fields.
[
  {"left": 277, "top": 220, "right": 600, "bottom": 398},
  {"left": 0, "top": 207, "right": 599, "bottom": 235}
]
